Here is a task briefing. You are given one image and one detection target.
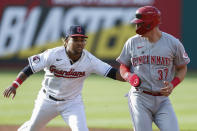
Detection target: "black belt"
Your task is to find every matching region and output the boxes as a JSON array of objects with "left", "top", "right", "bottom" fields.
[{"left": 43, "top": 89, "right": 65, "bottom": 101}]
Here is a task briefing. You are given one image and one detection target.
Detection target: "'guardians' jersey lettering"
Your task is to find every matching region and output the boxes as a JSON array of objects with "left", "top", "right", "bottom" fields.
[{"left": 50, "top": 65, "right": 85, "bottom": 78}]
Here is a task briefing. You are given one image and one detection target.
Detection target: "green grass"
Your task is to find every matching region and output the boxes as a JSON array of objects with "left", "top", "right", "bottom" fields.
[{"left": 0, "top": 70, "right": 197, "bottom": 130}]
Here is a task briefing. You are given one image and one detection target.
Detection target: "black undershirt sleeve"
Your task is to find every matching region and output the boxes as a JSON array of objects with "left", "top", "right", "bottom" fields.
[
  {"left": 21, "top": 65, "right": 33, "bottom": 77},
  {"left": 106, "top": 68, "right": 117, "bottom": 80}
]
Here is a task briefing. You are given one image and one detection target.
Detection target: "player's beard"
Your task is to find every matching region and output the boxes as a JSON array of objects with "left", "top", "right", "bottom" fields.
[
  {"left": 67, "top": 43, "right": 84, "bottom": 56},
  {"left": 71, "top": 46, "right": 83, "bottom": 56}
]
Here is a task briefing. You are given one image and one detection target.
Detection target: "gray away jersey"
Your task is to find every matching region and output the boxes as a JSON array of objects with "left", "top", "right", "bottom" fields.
[{"left": 117, "top": 32, "right": 190, "bottom": 92}]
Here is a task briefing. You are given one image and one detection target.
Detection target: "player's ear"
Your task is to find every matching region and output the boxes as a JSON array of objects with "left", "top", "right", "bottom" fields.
[{"left": 61, "top": 37, "right": 65, "bottom": 43}]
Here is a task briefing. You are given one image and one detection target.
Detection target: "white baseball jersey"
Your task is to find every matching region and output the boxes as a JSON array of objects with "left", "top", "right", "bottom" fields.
[
  {"left": 28, "top": 46, "right": 112, "bottom": 100},
  {"left": 117, "top": 32, "right": 190, "bottom": 92}
]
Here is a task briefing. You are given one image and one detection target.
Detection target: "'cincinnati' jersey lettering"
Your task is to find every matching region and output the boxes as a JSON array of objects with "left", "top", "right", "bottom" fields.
[
  {"left": 131, "top": 55, "right": 171, "bottom": 66},
  {"left": 49, "top": 65, "right": 85, "bottom": 78}
]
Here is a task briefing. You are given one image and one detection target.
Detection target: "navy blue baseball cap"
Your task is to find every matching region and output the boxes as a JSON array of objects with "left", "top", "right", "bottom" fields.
[{"left": 66, "top": 25, "right": 88, "bottom": 38}]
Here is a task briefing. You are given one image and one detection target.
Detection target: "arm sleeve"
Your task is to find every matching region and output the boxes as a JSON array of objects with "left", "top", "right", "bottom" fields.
[
  {"left": 28, "top": 50, "right": 51, "bottom": 73},
  {"left": 106, "top": 68, "right": 117, "bottom": 80},
  {"left": 116, "top": 39, "right": 132, "bottom": 67},
  {"left": 174, "top": 41, "right": 190, "bottom": 66},
  {"left": 21, "top": 65, "right": 33, "bottom": 76},
  {"left": 91, "top": 56, "right": 112, "bottom": 77}
]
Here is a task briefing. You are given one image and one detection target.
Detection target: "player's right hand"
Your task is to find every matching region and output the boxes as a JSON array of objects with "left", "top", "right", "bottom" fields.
[
  {"left": 3, "top": 86, "right": 17, "bottom": 99},
  {"left": 160, "top": 81, "right": 174, "bottom": 96},
  {"left": 128, "top": 73, "right": 141, "bottom": 87}
]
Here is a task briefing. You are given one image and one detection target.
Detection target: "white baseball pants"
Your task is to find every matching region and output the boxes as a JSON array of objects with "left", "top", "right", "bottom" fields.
[{"left": 18, "top": 90, "right": 89, "bottom": 131}]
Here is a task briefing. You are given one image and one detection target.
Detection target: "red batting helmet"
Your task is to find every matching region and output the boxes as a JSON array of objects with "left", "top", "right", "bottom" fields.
[{"left": 131, "top": 6, "right": 161, "bottom": 35}]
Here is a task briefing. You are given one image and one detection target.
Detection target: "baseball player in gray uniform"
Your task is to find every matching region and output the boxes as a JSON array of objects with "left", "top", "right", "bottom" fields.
[
  {"left": 117, "top": 6, "right": 190, "bottom": 131},
  {"left": 3, "top": 25, "right": 124, "bottom": 131}
]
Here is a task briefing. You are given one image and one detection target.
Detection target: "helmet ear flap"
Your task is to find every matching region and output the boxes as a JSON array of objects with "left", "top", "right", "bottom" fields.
[
  {"left": 146, "top": 24, "right": 151, "bottom": 29},
  {"left": 146, "top": 21, "right": 155, "bottom": 30}
]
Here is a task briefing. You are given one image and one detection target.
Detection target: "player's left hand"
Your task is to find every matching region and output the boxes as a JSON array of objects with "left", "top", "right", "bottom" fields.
[{"left": 160, "top": 81, "right": 174, "bottom": 96}]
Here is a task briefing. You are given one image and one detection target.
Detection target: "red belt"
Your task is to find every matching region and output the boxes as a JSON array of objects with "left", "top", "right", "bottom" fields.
[{"left": 135, "top": 88, "right": 163, "bottom": 96}]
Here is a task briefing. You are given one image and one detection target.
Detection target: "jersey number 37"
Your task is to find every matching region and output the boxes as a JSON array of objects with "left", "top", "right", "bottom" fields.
[{"left": 157, "top": 68, "right": 168, "bottom": 80}]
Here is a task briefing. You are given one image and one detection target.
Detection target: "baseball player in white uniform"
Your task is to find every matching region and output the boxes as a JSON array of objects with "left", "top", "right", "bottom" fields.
[
  {"left": 117, "top": 6, "right": 190, "bottom": 131},
  {"left": 3, "top": 25, "right": 124, "bottom": 131}
]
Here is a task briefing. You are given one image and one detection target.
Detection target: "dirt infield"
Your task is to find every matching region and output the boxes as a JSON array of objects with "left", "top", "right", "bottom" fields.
[{"left": 0, "top": 125, "right": 131, "bottom": 131}]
